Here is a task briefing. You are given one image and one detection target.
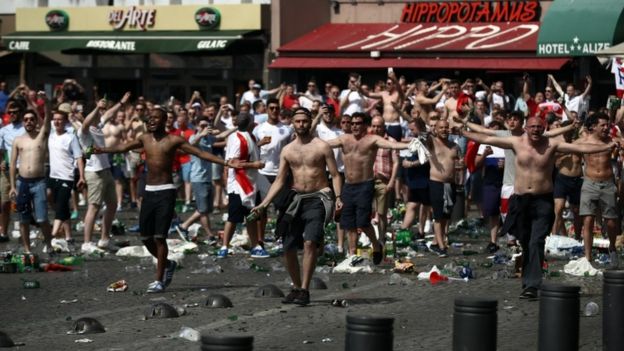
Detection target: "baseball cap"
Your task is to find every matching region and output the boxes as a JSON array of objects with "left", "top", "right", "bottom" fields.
[
  {"left": 252, "top": 83, "right": 262, "bottom": 89},
  {"left": 57, "top": 103, "right": 72, "bottom": 114}
]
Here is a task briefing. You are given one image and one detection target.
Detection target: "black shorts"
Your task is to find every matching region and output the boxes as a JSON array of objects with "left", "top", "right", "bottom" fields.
[
  {"left": 283, "top": 197, "right": 326, "bottom": 251},
  {"left": 340, "top": 180, "right": 374, "bottom": 230},
  {"left": 553, "top": 173, "right": 582, "bottom": 206},
  {"left": 227, "top": 193, "right": 252, "bottom": 224},
  {"left": 408, "top": 186, "right": 430, "bottom": 205},
  {"left": 429, "top": 180, "right": 456, "bottom": 220},
  {"left": 139, "top": 188, "right": 176, "bottom": 240},
  {"left": 50, "top": 178, "right": 73, "bottom": 221}
]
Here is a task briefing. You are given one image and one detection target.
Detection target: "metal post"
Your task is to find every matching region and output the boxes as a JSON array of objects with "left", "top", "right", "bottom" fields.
[
  {"left": 345, "top": 315, "right": 393, "bottom": 351},
  {"left": 603, "top": 270, "right": 624, "bottom": 351},
  {"left": 538, "top": 283, "right": 580, "bottom": 351},
  {"left": 453, "top": 297, "right": 497, "bottom": 351}
]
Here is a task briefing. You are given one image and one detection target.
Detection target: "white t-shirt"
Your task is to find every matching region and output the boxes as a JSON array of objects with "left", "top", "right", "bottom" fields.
[
  {"left": 253, "top": 122, "right": 293, "bottom": 176},
  {"left": 49, "top": 131, "right": 82, "bottom": 181},
  {"left": 339, "top": 89, "right": 365, "bottom": 115},
  {"left": 240, "top": 90, "right": 269, "bottom": 111},
  {"left": 564, "top": 94, "right": 583, "bottom": 113},
  {"left": 79, "top": 124, "right": 110, "bottom": 172},
  {"left": 315, "top": 122, "right": 344, "bottom": 172},
  {"left": 225, "top": 131, "right": 258, "bottom": 195},
  {"left": 298, "top": 93, "right": 323, "bottom": 110},
  {"left": 490, "top": 92, "right": 509, "bottom": 110}
]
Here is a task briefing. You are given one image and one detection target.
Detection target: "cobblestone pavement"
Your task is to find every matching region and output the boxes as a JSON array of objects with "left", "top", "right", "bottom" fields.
[{"left": 0, "top": 208, "right": 608, "bottom": 350}]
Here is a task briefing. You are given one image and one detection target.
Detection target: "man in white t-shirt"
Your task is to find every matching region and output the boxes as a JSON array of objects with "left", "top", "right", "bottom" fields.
[
  {"left": 79, "top": 93, "right": 130, "bottom": 253},
  {"left": 339, "top": 73, "right": 366, "bottom": 116},
  {"left": 299, "top": 80, "right": 324, "bottom": 110},
  {"left": 550, "top": 74, "right": 592, "bottom": 114},
  {"left": 240, "top": 82, "right": 281, "bottom": 113},
  {"left": 49, "top": 111, "right": 85, "bottom": 244}
]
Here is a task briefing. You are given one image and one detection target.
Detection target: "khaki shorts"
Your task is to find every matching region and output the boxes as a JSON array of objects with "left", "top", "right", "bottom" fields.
[
  {"left": 85, "top": 169, "right": 117, "bottom": 206},
  {"left": 374, "top": 178, "right": 390, "bottom": 215},
  {"left": 0, "top": 171, "right": 9, "bottom": 203},
  {"left": 579, "top": 179, "right": 618, "bottom": 219}
]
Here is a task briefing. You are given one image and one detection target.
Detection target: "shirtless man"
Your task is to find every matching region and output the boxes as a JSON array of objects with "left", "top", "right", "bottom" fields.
[
  {"left": 326, "top": 112, "right": 410, "bottom": 265},
  {"left": 103, "top": 110, "right": 127, "bottom": 211},
  {"left": 577, "top": 113, "right": 620, "bottom": 268},
  {"left": 413, "top": 79, "right": 448, "bottom": 124},
  {"left": 252, "top": 107, "right": 342, "bottom": 306},
  {"left": 95, "top": 107, "right": 237, "bottom": 293},
  {"left": 424, "top": 120, "right": 460, "bottom": 257},
  {"left": 552, "top": 121, "right": 583, "bottom": 239},
  {"left": 9, "top": 92, "right": 52, "bottom": 253},
  {"left": 361, "top": 69, "right": 404, "bottom": 141},
  {"left": 463, "top": 116, "right": 615, "bottom": 299}
]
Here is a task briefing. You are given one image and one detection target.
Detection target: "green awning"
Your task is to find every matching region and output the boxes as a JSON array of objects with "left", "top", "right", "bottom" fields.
[
  {"left": 2, "top": 30, "right": 251, "bottom": 53},
  {"left": 537, "top": 0, "right": 624, "bottom": 57}
]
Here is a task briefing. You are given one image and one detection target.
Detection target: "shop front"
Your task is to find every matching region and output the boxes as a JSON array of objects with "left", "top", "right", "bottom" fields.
[{"left": 2, "top": 4, "right": 268, "bottom": 102}]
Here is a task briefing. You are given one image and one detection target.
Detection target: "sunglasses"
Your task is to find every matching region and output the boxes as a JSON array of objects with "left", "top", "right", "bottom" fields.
[
  {"left": 7, "top": 110, "right": 19, "bottom": 115},
  {"left": 268, "top": 106, "right": 279, "bottom": 110},
  {"left": 351, "top": 121, "right": 363, "bottom": 126}
]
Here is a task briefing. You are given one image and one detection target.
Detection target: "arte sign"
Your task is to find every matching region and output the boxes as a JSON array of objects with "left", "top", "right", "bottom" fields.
[
  {"left": 108, "top": 6, "right": 156, "bottom": 31},
  {"left": 401, "top": 1, "right": 539, "bottom": 23},
  {"left": 538, "top": 36, "right": 611, "bottom": 56},
  {"left": 337, "top": 23, "right": 539, "bottom": 52},
  {"left": 195, "top": 7, "right": 221, "bottom": 30},
  {"left": 45, "top": 10, "right": 69, "bottom": 31}
]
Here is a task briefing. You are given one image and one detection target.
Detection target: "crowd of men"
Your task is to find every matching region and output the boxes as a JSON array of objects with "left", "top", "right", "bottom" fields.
[{"left": 0, "top": 69, "right": 621, "bottom": 302}]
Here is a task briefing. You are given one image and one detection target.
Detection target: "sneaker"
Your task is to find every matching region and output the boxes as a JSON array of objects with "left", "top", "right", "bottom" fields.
[
  {"left": 182, "top": 204, "right": 192, "bottom": 213},
  {"left": 0, "top": 235, "right": 8, "bottom": 243},
  {"left": 130, "top": 202, "right": 138, "bottom": 209},
  {"left": 146, "top": 281, "right": 165, "bottom": 293},
  {"left": 609, "top": 250, "right": 620, "bottom": 270},
  {"left": 78, "top": 195, "right": 86, "bottom": 207},
  {"left": 437, "top": 248, "right": 449, "bottom": 258},
  {"left": 116, "top": 204, "right": 123, "bottom": 212},
  {"left": 427, "top": 243, "right": 441, "bottom": 255},
  {"left": 486, "top": 242, "right": 500, "bottom": 254},
  {"left": 175, "top": 224, "right": 190, "bottom": 242},
  {"left": 97, "top": 239, "right": 110, "bottom": 250},
  {"left": 519, "top": 287, "right": 538, "bottom": 300},
  {"left": 66, "top": 238, "right": 76, "bottom": 245},
  {"left": 70, "top": 211, "right": 79, "bottom": 220},
  {"left": 217, "top": 247, "right": 229, "bottom": 259},
  {"left": 128, "top": 224, "right": 140, "bottom": 233},
  {"left": 250, "top": 246, "right": 270, "bottom": 258},
  {"left": 293, "top": 289, "right": 310, "bottom": 306},
  {"left": 163, "top": 260, "right": 177, "bottom": 287},
  {"left": 282, "top": 288, "right": 301, "bottom": 304}
]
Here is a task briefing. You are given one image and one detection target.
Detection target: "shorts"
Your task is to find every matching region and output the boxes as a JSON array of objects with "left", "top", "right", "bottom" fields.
[
  {"left": 283, "top": 197, "right": 326, "bottom": 251},
  {"left": 227, "top": 193, "right": 252, "bottom": 224},
  {"left": 481, "top": 184, "right": 502, "bottom": 218},
  {"left": 212, "top": 163, "right": 223, "bottom": 181},
  {"left": 180, "top": 162, "right": 191, "bottom": 183},
  {"left": 340, "top": 179, "right": 374, "bottom": 230},
  {"left": 0, "top": 170, "right": 10, "bottom": 203},
  {"left": 85, "top": 169, "right": 117, "bottom": 206},
  {"left": 429, "top": 180, "right": 456, "bottom": 220},
  {"left": 110, "top": 165, "right": 126, "bottom": 180},
  {"left": 139, "top": 188, "right": 176, "bottom": 239},
  {"left": 553, "top": 173, "right": 582, "bottom": 206},
  {"left": 16, "top": 177, "right": 48, "bottom": 224},
  {"left": 192, "top": 182, "right": 213, "bottom": 214},
  {"left": 408, "top": 186, "right": 430, "bottom": 205},
  {"left": 386, "top": 124, "right": 403, "bottom": 142},
  {"left": 49, "top": 178, "right": 73, "bottom": 221},
  {"left": 373, "top": 178, "right": 390, "bottom": 215},
  {"left": 579, "top": 179, "right": 618, "bottom": 219}
]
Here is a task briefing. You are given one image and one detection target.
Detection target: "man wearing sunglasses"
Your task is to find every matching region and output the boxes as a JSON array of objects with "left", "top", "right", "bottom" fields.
[{"left": 0, "top": 103, "right": 26, "bottom": 242}]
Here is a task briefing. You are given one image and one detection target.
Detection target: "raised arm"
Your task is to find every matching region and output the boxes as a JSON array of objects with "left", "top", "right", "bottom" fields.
[
  {"left": 548, "top": 74, "right": 564, "bottom": 97},
  {"left": 325, "top": 135, "right": 344, "bottom": 148},
  {"left": 179, "top": 141, "right": 229, "bottom": 167},
  {"left": 462, "top": 130, "right": 515, "bottom": 150},
  {"left": 82, "top": 99, "right": 106, "bottom": 131},
  {"left": 101, "top": 92, "right": 131, "bottom": 125},
  {"left": 374, "top": 135, "right": 409, "bottom": 150},
  {"left": 97, "top": 138, "right": 143, "bottom": 154},
  {"left": 544, "top": 122, "right": 576, "bottom": 138},
  {"left": 556, "top": 140, "right": 614, "bottom": 154},
  {"left": 38, "top": 92, "right": 52, "bottom": 137},
  {"left": 416, "top": 83, "right": 448, "bottom": 105},
  {"left": 580, "top": 75, "right": 592, "bottom": 99},
  {"left": 465, "top": 121, "right": 497, "bottom": 136}
]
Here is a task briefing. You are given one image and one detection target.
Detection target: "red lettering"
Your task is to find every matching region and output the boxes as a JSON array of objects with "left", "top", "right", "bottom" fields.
[
  {"left": 448, "top": 2, "right": 461, "bottom": 21},
  {"left": 426, "top": 2, "right": 439, "bottom": 23},
  {"left": 520, "top": 1, "right": 538, "bottom": 22},
  {"left": 457, "top": 3, "right": 471, "bottom": 22},
  {"left": 437, "top": 3, "right": 450, "bottom": 23},
  {"left": 491, "top": 1, "right": 508, "bottom": 22},
  {"left": 401, "top": 3, "right": 415, "bottom": 23},
  {"left": 508, "top": 2, "right": 523, "bottom": 22},
  {"left": 474, "top": 2, "right": 490, "bottom": 22},
  {"left": 468, "top": 2, "right": 481, "bottom": 22},
  {"left": 416, "top": 3, "right": 429, "bottom": 22}
]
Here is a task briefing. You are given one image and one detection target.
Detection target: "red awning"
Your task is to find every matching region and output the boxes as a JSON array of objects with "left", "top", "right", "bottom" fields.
[
  {"left": 278, "top": 22, "right": 540, "bottom": 53},
  {"left": 269, "top": 57, "right": 570, "bottom": 70}
]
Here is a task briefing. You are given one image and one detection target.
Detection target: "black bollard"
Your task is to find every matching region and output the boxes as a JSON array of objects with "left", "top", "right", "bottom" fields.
[
  {"left": 345, "top": 315, "right": 393, "bottom": 351},
  {"left": 603, "top": 270, "right": 624, "bottom": 351},
  {"left": 452, "top": 297, "right": 497, "bottom": 351},
  {"left": 538, "top": 283, "right": 579, "bottom": 351},
  {"left": 200, "top": 334, "right": 253, "bottom": 351}
]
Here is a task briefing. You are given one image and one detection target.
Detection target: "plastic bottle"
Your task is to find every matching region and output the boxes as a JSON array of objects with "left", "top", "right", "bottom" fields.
[
  {"left": 584, "top": 301, "right": 599, "bottom": 317},
  {"left": 385, "top": 241, "right": 395, "bottom": 258},
  {"left": 178, "top": 326, "right": 200, "bottom": 342},
  {"left": 60, "top": 256, "right": 83, "bottom": 266},
  {"left": 396, "top": 229, "right": 411, "bottom": 247}
]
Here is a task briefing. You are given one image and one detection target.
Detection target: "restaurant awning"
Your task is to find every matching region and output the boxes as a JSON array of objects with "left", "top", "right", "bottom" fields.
[
  {"left": 537, "top": 0, "right": 624, "bottom": 56},
  {"left": 2, "top": 30, "right": 255, "bottom": 53},
  {"left": 270, "top": 57, "right": 569, "bottom": 71}
]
